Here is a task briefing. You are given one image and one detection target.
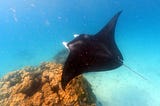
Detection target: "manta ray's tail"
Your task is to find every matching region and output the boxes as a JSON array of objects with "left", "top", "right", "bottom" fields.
[
  {"left": 122, "top": 63, "right": 148, "bottom": 81},
  {"left": 118, "top": 59, "right": 148, "bottom": 81}
]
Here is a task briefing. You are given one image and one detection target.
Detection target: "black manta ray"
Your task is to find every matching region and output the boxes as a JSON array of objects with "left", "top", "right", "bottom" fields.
[{"left": 61, "top": 11, "right": 123, "bottom": 90}]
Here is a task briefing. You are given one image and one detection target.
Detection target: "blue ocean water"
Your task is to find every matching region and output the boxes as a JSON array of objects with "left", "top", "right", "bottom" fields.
[{"left": 0, "top": 0, "right": 160, "bottom": 106}]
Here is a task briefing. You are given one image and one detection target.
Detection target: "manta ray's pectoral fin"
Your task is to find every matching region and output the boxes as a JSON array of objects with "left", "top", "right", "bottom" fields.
[
  {"left": 95, "top": 11, "right": 122, "bottom": 44},
  {"left": 61, "top": 53, "right": 82, "bottom": 90},
  {"left": 95, "top": 11, "right": 123, "bottom": 61}
]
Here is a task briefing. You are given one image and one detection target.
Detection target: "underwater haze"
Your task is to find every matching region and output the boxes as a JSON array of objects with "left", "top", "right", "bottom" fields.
[{"left": 0, "top": 0, "right": 160, "bottom": 106}]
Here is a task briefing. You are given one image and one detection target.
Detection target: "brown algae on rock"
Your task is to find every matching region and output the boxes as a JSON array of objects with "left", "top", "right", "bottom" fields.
[{"left": 0, "top": 62, "right": 97, "bottom": 106}]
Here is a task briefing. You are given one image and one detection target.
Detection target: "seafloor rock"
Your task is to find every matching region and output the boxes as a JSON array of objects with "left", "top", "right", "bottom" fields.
[{"left": 0, "top": 62, "right": 96, "bottom": 106}]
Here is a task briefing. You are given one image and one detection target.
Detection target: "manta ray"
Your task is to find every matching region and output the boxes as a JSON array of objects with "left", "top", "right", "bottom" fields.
[{"left": 61, "top": 11, "right": 123, "bottom": 90}]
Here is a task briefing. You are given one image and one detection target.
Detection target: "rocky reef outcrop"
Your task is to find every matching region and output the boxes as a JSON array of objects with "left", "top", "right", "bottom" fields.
[{"left": 0, "top": 62, "right": 96, "bottom": 106}]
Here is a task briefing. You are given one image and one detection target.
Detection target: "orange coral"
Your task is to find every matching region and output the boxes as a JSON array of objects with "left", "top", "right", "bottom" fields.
[{"left": 0, "top": 62, "right": 96, "bottom": 106}]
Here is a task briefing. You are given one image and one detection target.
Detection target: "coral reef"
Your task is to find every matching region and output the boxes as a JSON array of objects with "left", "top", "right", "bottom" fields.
[{"left": 0, "top": 62, "right": 96, "bottom": 106}]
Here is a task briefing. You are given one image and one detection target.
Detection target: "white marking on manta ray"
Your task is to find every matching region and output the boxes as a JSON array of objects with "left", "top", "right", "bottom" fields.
[
  {"left": 73, "top": 34, "right": 79, "bottom": 38},
  {"left": 62, "top": 41, "right": 69, "bottom": 50}
]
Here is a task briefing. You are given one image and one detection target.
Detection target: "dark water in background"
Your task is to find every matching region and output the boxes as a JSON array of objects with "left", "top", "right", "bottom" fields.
[{"left": 0, "top": 0, "right": 160, "bottom": 106}]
